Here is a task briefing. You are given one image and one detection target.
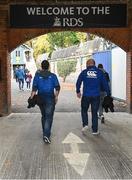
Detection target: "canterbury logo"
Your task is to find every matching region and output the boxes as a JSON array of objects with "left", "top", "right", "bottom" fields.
[{"left": 87, "top": 71, "right": 97, "bottom": 78}]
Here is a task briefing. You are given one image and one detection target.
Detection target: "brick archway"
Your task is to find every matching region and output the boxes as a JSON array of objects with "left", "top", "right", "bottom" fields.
[
  {"left": 8, "top": 28, "right": 130, "bottom": 52},
  {"left": 0, "top": 0, "right": 132, "bottom": 115}
]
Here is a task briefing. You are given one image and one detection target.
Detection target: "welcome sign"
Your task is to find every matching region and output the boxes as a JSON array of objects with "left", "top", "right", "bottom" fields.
[{"left": 10, "top": 4, "right": 127, "bottom": 28}]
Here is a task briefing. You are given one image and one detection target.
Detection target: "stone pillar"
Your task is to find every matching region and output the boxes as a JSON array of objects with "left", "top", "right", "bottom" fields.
[{"left": 0, "top": 7, "right": 11, "bottom": 116}]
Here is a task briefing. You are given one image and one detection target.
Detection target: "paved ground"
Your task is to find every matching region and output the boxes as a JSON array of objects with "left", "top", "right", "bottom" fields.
[
  {"left": 0, "top": 112, "right": 132, "bottom": 179},
  {"left": 0, "top": 79, "right": 131, "bottom": 179},
  {"left": 11, "top": 80, "right": 81, "bottom": 113},
  {"left": 11, "top": 79, "right": 127, "bottom": 113}
]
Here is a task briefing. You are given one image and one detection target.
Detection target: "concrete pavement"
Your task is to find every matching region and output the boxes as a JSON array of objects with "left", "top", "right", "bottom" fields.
[{"left": 0, "top": 112, "right": 132, "bottom": 179}]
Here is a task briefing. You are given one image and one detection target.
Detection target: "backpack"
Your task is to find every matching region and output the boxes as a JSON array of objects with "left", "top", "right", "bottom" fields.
[{"left": 104, "top": 72, "right": 110, "bottom": 82}]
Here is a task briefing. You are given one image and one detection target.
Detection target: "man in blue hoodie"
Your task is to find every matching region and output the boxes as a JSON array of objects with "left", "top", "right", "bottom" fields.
[
  {"left": 76, "top": 59, "right": 110, "bottom": 135},
  {"left": 16, "top": 66, "right": 25, "bottom": 90},
  {"left": 30, "top": 60, "right": 60, "bottom": 144}
]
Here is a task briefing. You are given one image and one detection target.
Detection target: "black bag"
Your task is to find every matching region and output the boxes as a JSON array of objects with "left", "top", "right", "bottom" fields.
[
  {"left": 102, "top": 96, "right": 114, "bottom": 113},
  {"left": 27, "top": 95, "right": 43, "bottom": 108}
]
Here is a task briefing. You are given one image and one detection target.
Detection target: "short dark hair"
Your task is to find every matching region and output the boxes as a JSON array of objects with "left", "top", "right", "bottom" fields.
[
  {"left": 41, "top": 60, "right": 49, "bottom": 70},
  {"left": 86, "top": 59, "right": 95, "bottom": 67},
  {"left": 98, "top": 64, "right": 103, "bottom": 69}
]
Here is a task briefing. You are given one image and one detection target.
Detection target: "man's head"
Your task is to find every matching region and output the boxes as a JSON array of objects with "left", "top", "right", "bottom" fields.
[
  {"left": 98, "top": 64, "right": 103, "bottom": 69},
  {"left": 86, "top": 59, "right": 95, "bottom": 67},
  {"left": 20, "top": 66, "right": 23, "bottom": 69},
  {"left": 41, "top": 60, "right": 49, "bottom": 70}
]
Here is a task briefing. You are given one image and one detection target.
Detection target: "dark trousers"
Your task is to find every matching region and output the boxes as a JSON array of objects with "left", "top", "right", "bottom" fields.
[
  {"left": 26, "top": 82, "right": 31, "bottom": 89},
  {"left": 81, "top": 96, "right": 100, "bottom": 132},
  {"left": 39, "top": 97, "right": 55, "bottom": 138},
  {"left": 18, "top": 79, "right": 24, "bottom": 90}
]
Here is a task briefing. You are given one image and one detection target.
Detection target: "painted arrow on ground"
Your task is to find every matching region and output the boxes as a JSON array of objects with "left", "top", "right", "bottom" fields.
[{"left": 62, "top": 132, "right": 89, "bottom": 176}]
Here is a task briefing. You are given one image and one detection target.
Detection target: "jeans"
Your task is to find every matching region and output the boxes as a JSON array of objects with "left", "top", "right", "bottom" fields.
[
  {"left": 18, "top": 79, "right": 24, "bottom": 90},
  {"left": 98, "top": 92, "right": 106, "bottom": 116},
  {"left": 81, "top": 96, "right": 100, "bottom": 132},
  {"left": 39, "top": 96, "right": 55, "bottom": 138}
]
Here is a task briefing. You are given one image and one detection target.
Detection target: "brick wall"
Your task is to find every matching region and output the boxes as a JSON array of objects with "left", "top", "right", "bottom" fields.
[
  {"left": 0, "top": 29, "right": 11, "bottom": 116},
  {"left": 0, "top": 5, "right": 11, "bottom": 116}
]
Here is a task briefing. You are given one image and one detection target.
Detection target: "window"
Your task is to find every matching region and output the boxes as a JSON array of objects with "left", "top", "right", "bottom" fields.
[
  {"left": 16, "top": 51, "right": 20, "bottom": 57},
  {"left": 25, "top": 51, "right": 31, "bottom": 62}
]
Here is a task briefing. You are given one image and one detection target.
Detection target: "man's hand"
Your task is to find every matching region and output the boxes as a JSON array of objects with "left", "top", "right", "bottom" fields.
[
  {"left": 77, "top": 92, "right": 81, "bottom": 98},
  {"left": 54, "top": 90, "right": 60, "bottom": 104},
  {"left": 30, "top": 91, "right": 36, "bottom": 99}
]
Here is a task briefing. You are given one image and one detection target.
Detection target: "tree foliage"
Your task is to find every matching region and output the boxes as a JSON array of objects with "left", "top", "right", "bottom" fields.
[
  {"left": 26, "top": 35, "right": 50, "bottom": 60},
  {"left": 47, "top": 31, "right": 81, "bottom": 52},
  {"left": 25, "top": 32, "right": 95, "bottom": 60},
  {"left": 57, "top": 60, "right": 77, "bottom": 82}
]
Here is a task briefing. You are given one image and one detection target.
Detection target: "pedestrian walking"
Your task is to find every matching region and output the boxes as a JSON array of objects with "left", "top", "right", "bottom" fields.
[
  {"left": 76, "top": 59, "right": 111, "bottom": 135},
  {"left": 24, "top": 67, "right": 29, "bottom": 81},
  {"left": 30, "top": 60, "right": 60, "bottom": 144},
  {"left": 14, "top": 66, "right": 19, "bottom": 82},
  {"left": 26, "top": 71, "right": 32, "bottom": 89},
  {"left": 98, "top": 64, "right": 110, "bottom": 123},
  {"left": 16, "top": 66, "right": 25, "bottom": 90}
]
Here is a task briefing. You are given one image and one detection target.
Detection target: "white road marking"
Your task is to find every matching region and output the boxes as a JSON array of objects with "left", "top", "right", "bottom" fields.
[{"left": 62, "top": 132, "right": 89, "bottom": 176}]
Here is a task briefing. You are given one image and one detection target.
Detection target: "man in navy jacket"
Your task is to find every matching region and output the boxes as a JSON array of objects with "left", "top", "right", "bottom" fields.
[{"left": 76, "top": 59, "right": 110, "bottom": 135}]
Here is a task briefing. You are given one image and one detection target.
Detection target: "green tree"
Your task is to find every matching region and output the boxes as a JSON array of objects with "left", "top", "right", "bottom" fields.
[
  {"left": 86, "top": 33, "right": 96, "bottom": 40},
  {"left": 57, "top": 60, "right": 77, "bottom": 82},
  {"left": 47, "top": 31, "right": 83, "bottom": 51},
  {"left": 25, "top": 31, "right": 96, "bottom": 60},
  {"left": 26, "top": 34, "right": 50, "bottom": 60},
  {"left": 76, "top": 32, "right": 87, "bottom": 42}
]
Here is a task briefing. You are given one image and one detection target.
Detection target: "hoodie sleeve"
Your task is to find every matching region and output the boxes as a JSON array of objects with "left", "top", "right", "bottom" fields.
[{"left": 76, "top": 72, "right": 83, "bottom": 93}]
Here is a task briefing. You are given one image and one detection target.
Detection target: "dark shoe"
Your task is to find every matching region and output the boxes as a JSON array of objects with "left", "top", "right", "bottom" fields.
[
  {"left": 99, "top": 115, "right": 105, "bottom": 123},
  {"left": 43, "top": 136, "right": 51, "bottom": 144},
  {"left": 101, "top": 116, "right": 105, "bottom": 124}
]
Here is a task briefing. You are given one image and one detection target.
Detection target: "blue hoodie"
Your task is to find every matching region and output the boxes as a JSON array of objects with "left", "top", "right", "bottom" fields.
[
  {"left": 76, "top": 66, "right": 110, "bottom": 97},
  {"left": 16, "top": 68, "right": 25, "bottom": 80},
  {"left": 32, "top": 70, "right": 60, "bottom": 97}
]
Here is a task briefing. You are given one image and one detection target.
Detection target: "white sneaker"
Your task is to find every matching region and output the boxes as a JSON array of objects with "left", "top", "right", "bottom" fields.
[
  {"left": 92, "top": 131, "right": 100, "bottom": 135},
  {"left": 82, "top": 125, "right": 89, "bottom": 132}
]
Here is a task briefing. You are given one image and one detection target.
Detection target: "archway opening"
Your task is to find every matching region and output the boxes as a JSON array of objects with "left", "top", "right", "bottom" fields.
[{"left": 10, "top": 31, "right": 127, "bottom": 113}]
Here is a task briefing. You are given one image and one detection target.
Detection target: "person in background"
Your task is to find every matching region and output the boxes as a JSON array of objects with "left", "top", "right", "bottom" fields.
[
  {"left": 14, "top": 66, "right": 19, "bottom": 82},
  {"left": 24, "top": 67, "right": 29, "bottom": 81},
  {"left": 98, "top": 64, "right": 110, "bottom": 123},
  {"left": 76, "top": 59, "right": 111, "bottom": 135},
  {"left": 26, "top": 71, "right": 32, "bottom": 90},
  {"left": 30, "top": 60, "right": 60, "bottom": 144},
  {"left": 16, "top": 66, "right": 25, "bottom": 90}
]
